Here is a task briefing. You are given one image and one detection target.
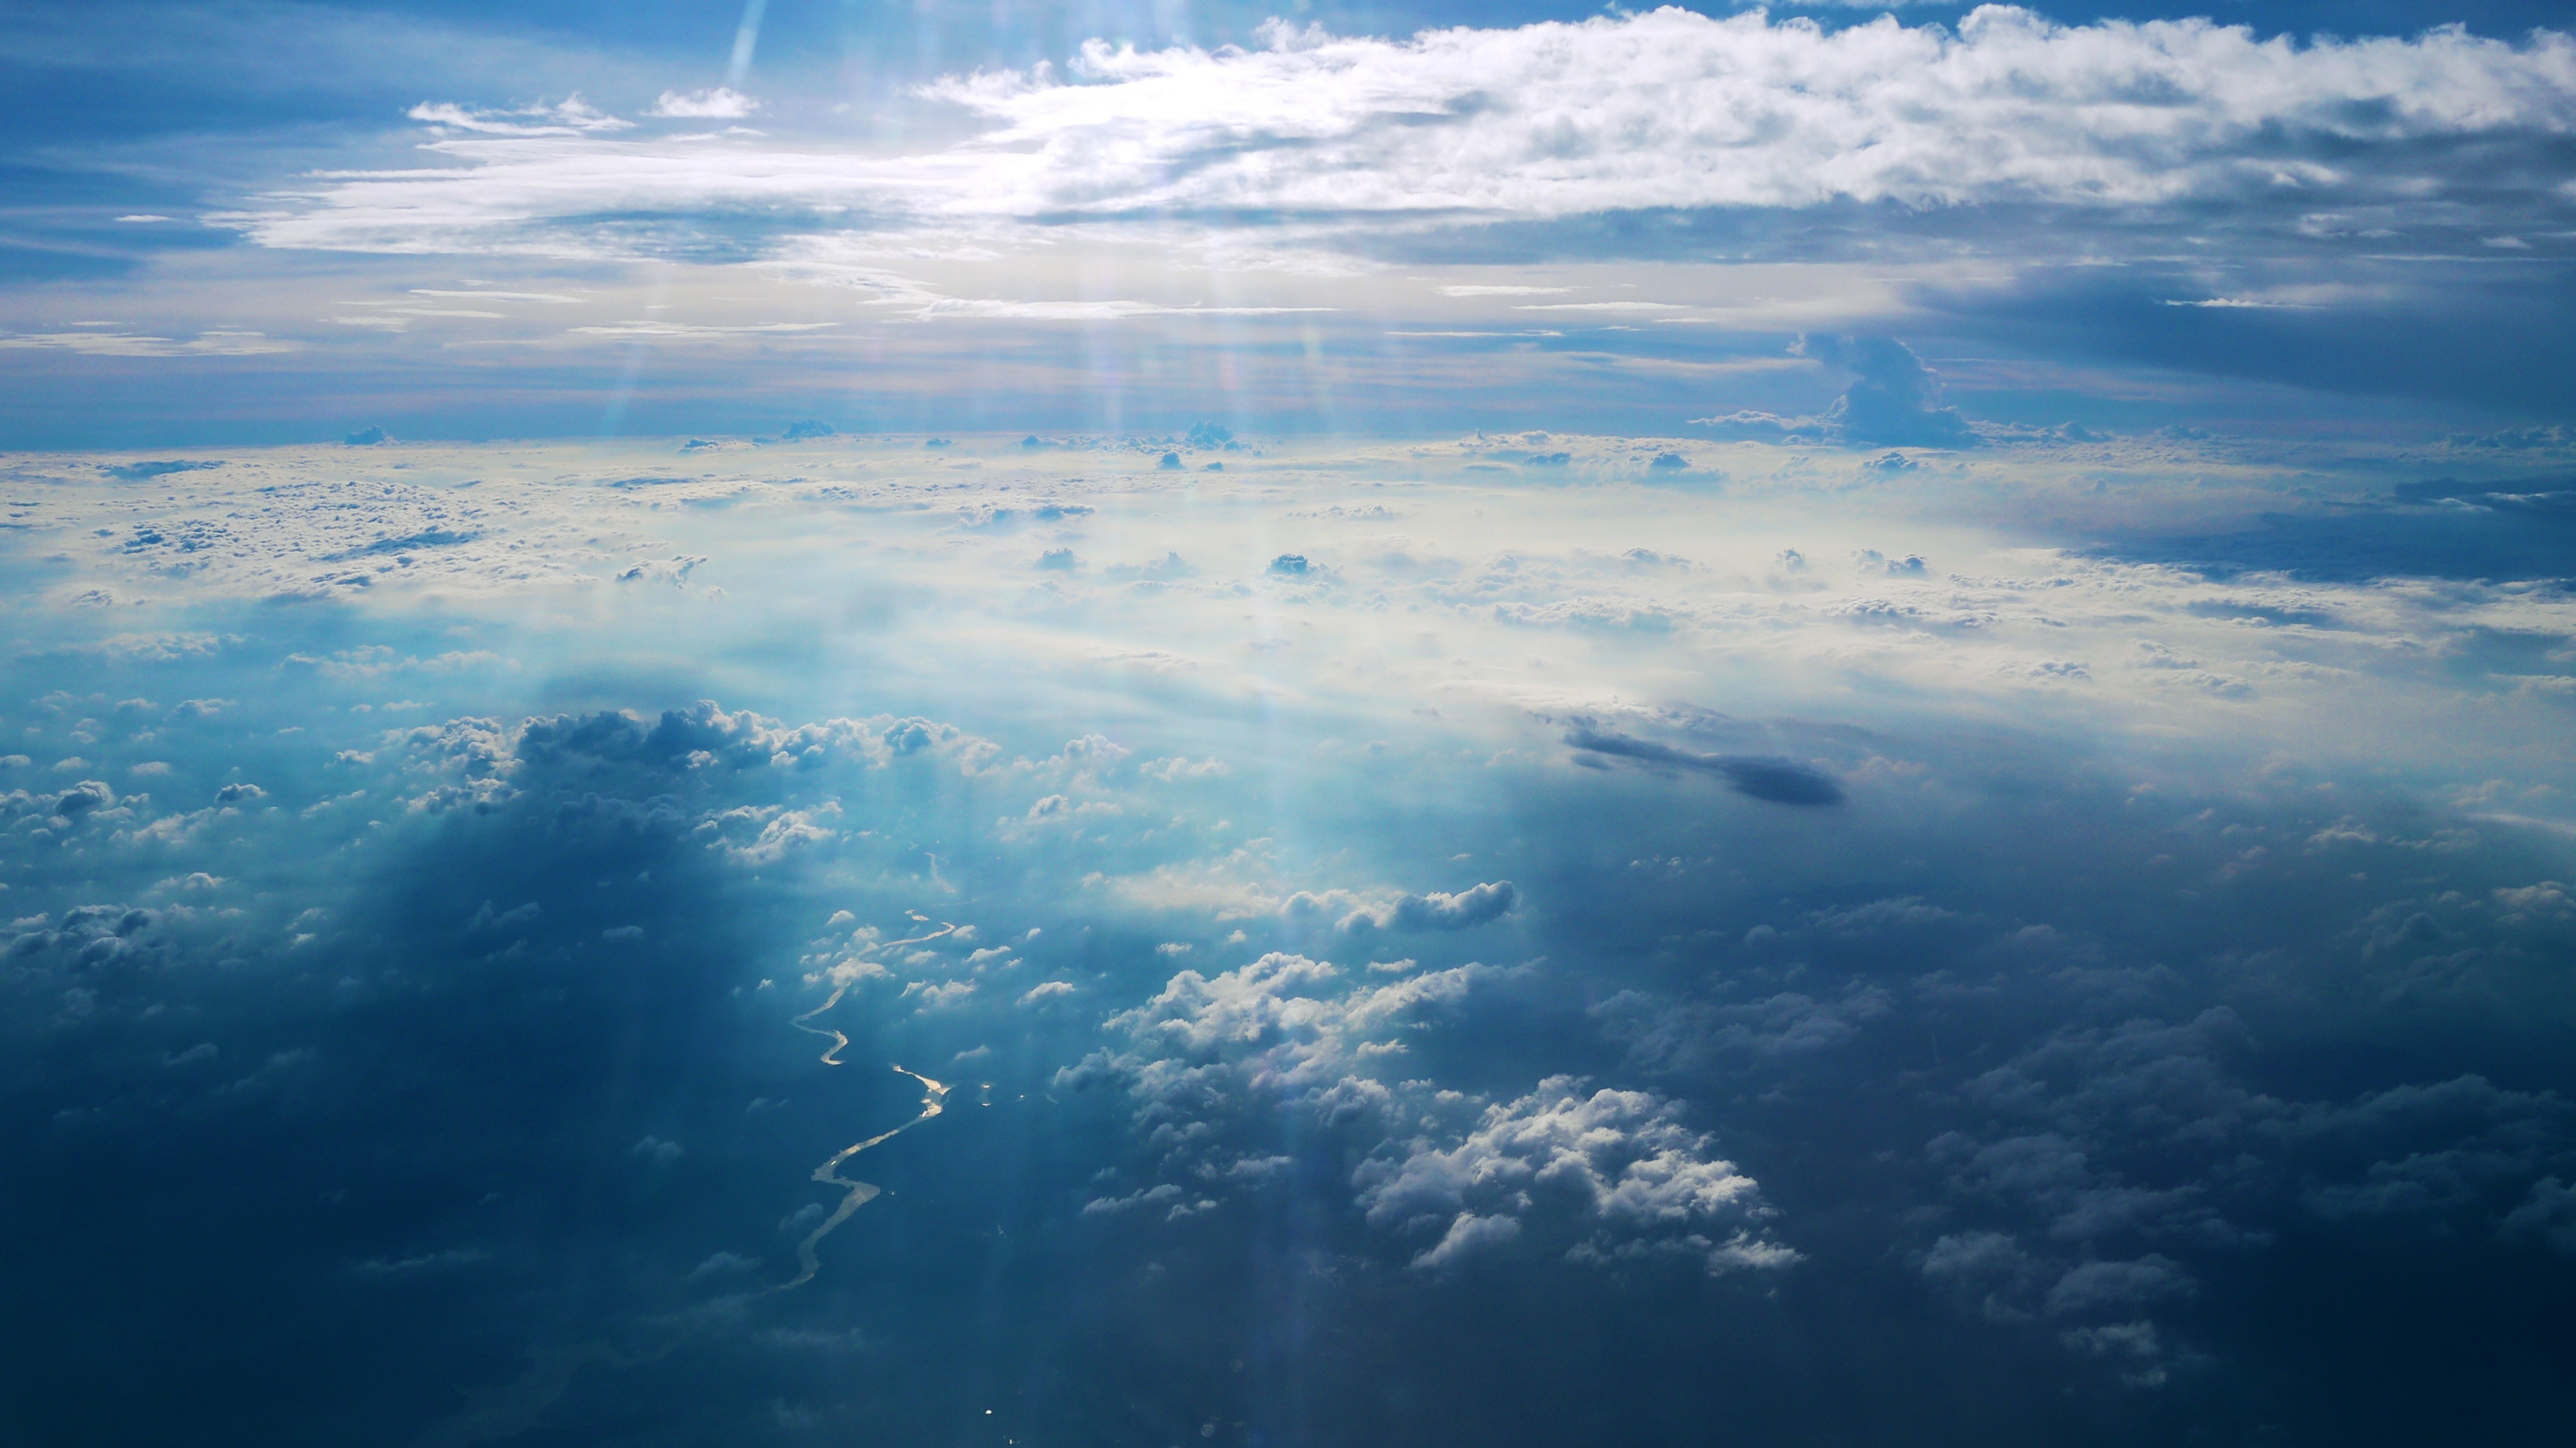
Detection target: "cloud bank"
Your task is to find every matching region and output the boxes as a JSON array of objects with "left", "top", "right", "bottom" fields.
[{"left": 232, "top": 8, "right": 2576, "bottom": 261}]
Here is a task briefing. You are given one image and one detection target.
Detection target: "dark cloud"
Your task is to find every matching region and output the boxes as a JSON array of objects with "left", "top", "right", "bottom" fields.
[{"left": 1565, "top": 725, "right": 1844, "bottom": 805}]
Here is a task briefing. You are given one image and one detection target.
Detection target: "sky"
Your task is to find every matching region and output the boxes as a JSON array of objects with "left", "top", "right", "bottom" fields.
[
  {"left": 5, "top": 0, "right": 2576, "bottom": 446},
  {"left": 3, "top": 4, "right": 2575, "bottom": 1447}
]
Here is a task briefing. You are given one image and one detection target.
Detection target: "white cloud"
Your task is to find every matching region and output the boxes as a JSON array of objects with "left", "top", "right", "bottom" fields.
[
  {"left": 1062, "top": 952, "right": 1788, "bottom": 1273},
  {"left": 407, "top": 95, "right": 631, "bottom": 137},
  {"left": 0, "top": 330, "right": 296, "bottom": 357},
  {"left": 933, "top": 8, "right": 2576, "bottom": 217},
  {"left": 650, "top": 87, "right": 759, "bottom": 119},
  {"left": 230, "top": 10, "right": 2576, "bottom": 263},
  {"left": 1356, "top": 1076, "right": 1790, "bottom": 1274},
  {"left": 1325, "top": 879, "right": 1517, "bottom": 934}
]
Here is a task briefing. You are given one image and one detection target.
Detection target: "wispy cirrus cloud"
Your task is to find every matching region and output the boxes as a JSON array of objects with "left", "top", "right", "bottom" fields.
[{"left": 0, "top": 329, "right": 296, "bottom": 357}]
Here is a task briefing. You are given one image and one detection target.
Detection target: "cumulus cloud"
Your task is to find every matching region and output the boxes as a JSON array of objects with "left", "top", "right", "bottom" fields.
[
  {"left": 924, "top": 10, "right": 2576, "bottom": 218},
  {"left": 1059, "top": 952, "right": 1788, "bottom": 1273},
  {"left": 1692, "top": 336, "right": 1975, "bottom": 448},
  {"left": 649, "top": 88, "right": 759, "bottom": 120},
  {"left": 1328, "top": 880, "right": 1517, "bottom": 934},
  {"left": 1356, "top": 1076, "right": 1789, "bottom": 1275},
  {"left": 2499, "top": 1177, "right": 2576, "bottom": 1255},
  {"left": 1806, "top": 336, "right": 1978, "bottom": 448}
]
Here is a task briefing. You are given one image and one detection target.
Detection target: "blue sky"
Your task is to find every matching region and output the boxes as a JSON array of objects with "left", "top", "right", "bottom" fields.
[{"left": 4, "top": 0, "right": 2575, "bottom": 446}]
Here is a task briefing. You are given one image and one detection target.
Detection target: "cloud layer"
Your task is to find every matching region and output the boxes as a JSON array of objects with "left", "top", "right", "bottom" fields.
[{"left": 234, "top": 8, "right": 2576, "bottom": 262}]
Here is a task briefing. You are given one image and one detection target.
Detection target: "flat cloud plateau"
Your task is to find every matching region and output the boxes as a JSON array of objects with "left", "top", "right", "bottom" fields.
[{"left": 2, "top": 433, "right": 2573, "bottom": 1443}]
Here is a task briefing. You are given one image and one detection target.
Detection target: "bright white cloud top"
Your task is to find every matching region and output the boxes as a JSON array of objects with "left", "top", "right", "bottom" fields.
[{"left": 235, "top": 8, "right": 2576, "bottom": 262}]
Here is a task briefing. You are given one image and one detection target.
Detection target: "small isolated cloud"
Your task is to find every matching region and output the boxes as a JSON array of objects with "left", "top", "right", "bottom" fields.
[
  {"left": 687, "top": 1250, "right": 761, "bottom": 1279},
  {"left": 406, "top": 95, "right": 630, "bottom": 136},
  {"left": 1566, "top": 725, "right": 1843, "bottom": 806},
  {"left": 650, "top": 88, "right": 759, "bottom": 119}
]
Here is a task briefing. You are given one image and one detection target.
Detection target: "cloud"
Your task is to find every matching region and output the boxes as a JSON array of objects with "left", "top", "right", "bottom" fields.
[
  {"left": 649, "top": 88, "right": 759, "bottom": 120},
  {"left": 1690, "top": 336, "right": 1975, "bottom": 448},
  {"left": 1330, "top": 881, "right": 1517, "bottom": 934},
  {"left": 2499, "top": 1177, "right": 2576, "bottom": 1255},
  {"left": 229, "top": 11, "right": 2576, "bottom": 264},
  {"left": 1356, "top": 1076, "right": 1790, "bottom": 1275},
  {"left": 1565, "top": 726, "right": 1844, "bottom": 806},
  {"left": 1066, "top": 952, "right": 1789, "bottom": 1273},
  {"left": 12, "top": 435, "right": 2576, "bottom": 1440},
  {"left": 2042, "top": 1256, "right": 2195, "bottom": 1317},
  {"left": 0, "top": 331, "right": 294, "bottom": 357},
  {"left": 406, "top": 95, "right": 631, "bottom": 137},
  {"left": 1806, "top": 336, "right": 1978, "bottom": 448},
  {"left": 922, "top": 12, "right": 2576, "bottom": 218}
]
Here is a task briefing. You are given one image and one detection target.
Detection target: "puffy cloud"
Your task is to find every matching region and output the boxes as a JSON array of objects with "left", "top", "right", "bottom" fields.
[
  {"left": 1356, "top": 1076, "right": 1788, "bottom": 1275},
  {"left": 1690, "top": 336, "right": 1976, "bottom": 448},
  {"left": 927, "top": 10, "right": 2576, "bottom": 218},
  {"left": 2499, "top": 1177, "right": 2576, "bottom": 1255},
  {"left": 649, "top": 88, "right": 759, "bottom": 120},
  {"left": 2042, "top": 1256, "right": 2194, "bottom": 1317},
  {"left": 1805, "top": 336, "right": 1978, "bottom": 448},
  {"left": 1331, "top": 880, "right": 1517, "bottom": 934},
  {"left": 1063, "top": 953, "right": 1787, "bottom": 1273}
]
